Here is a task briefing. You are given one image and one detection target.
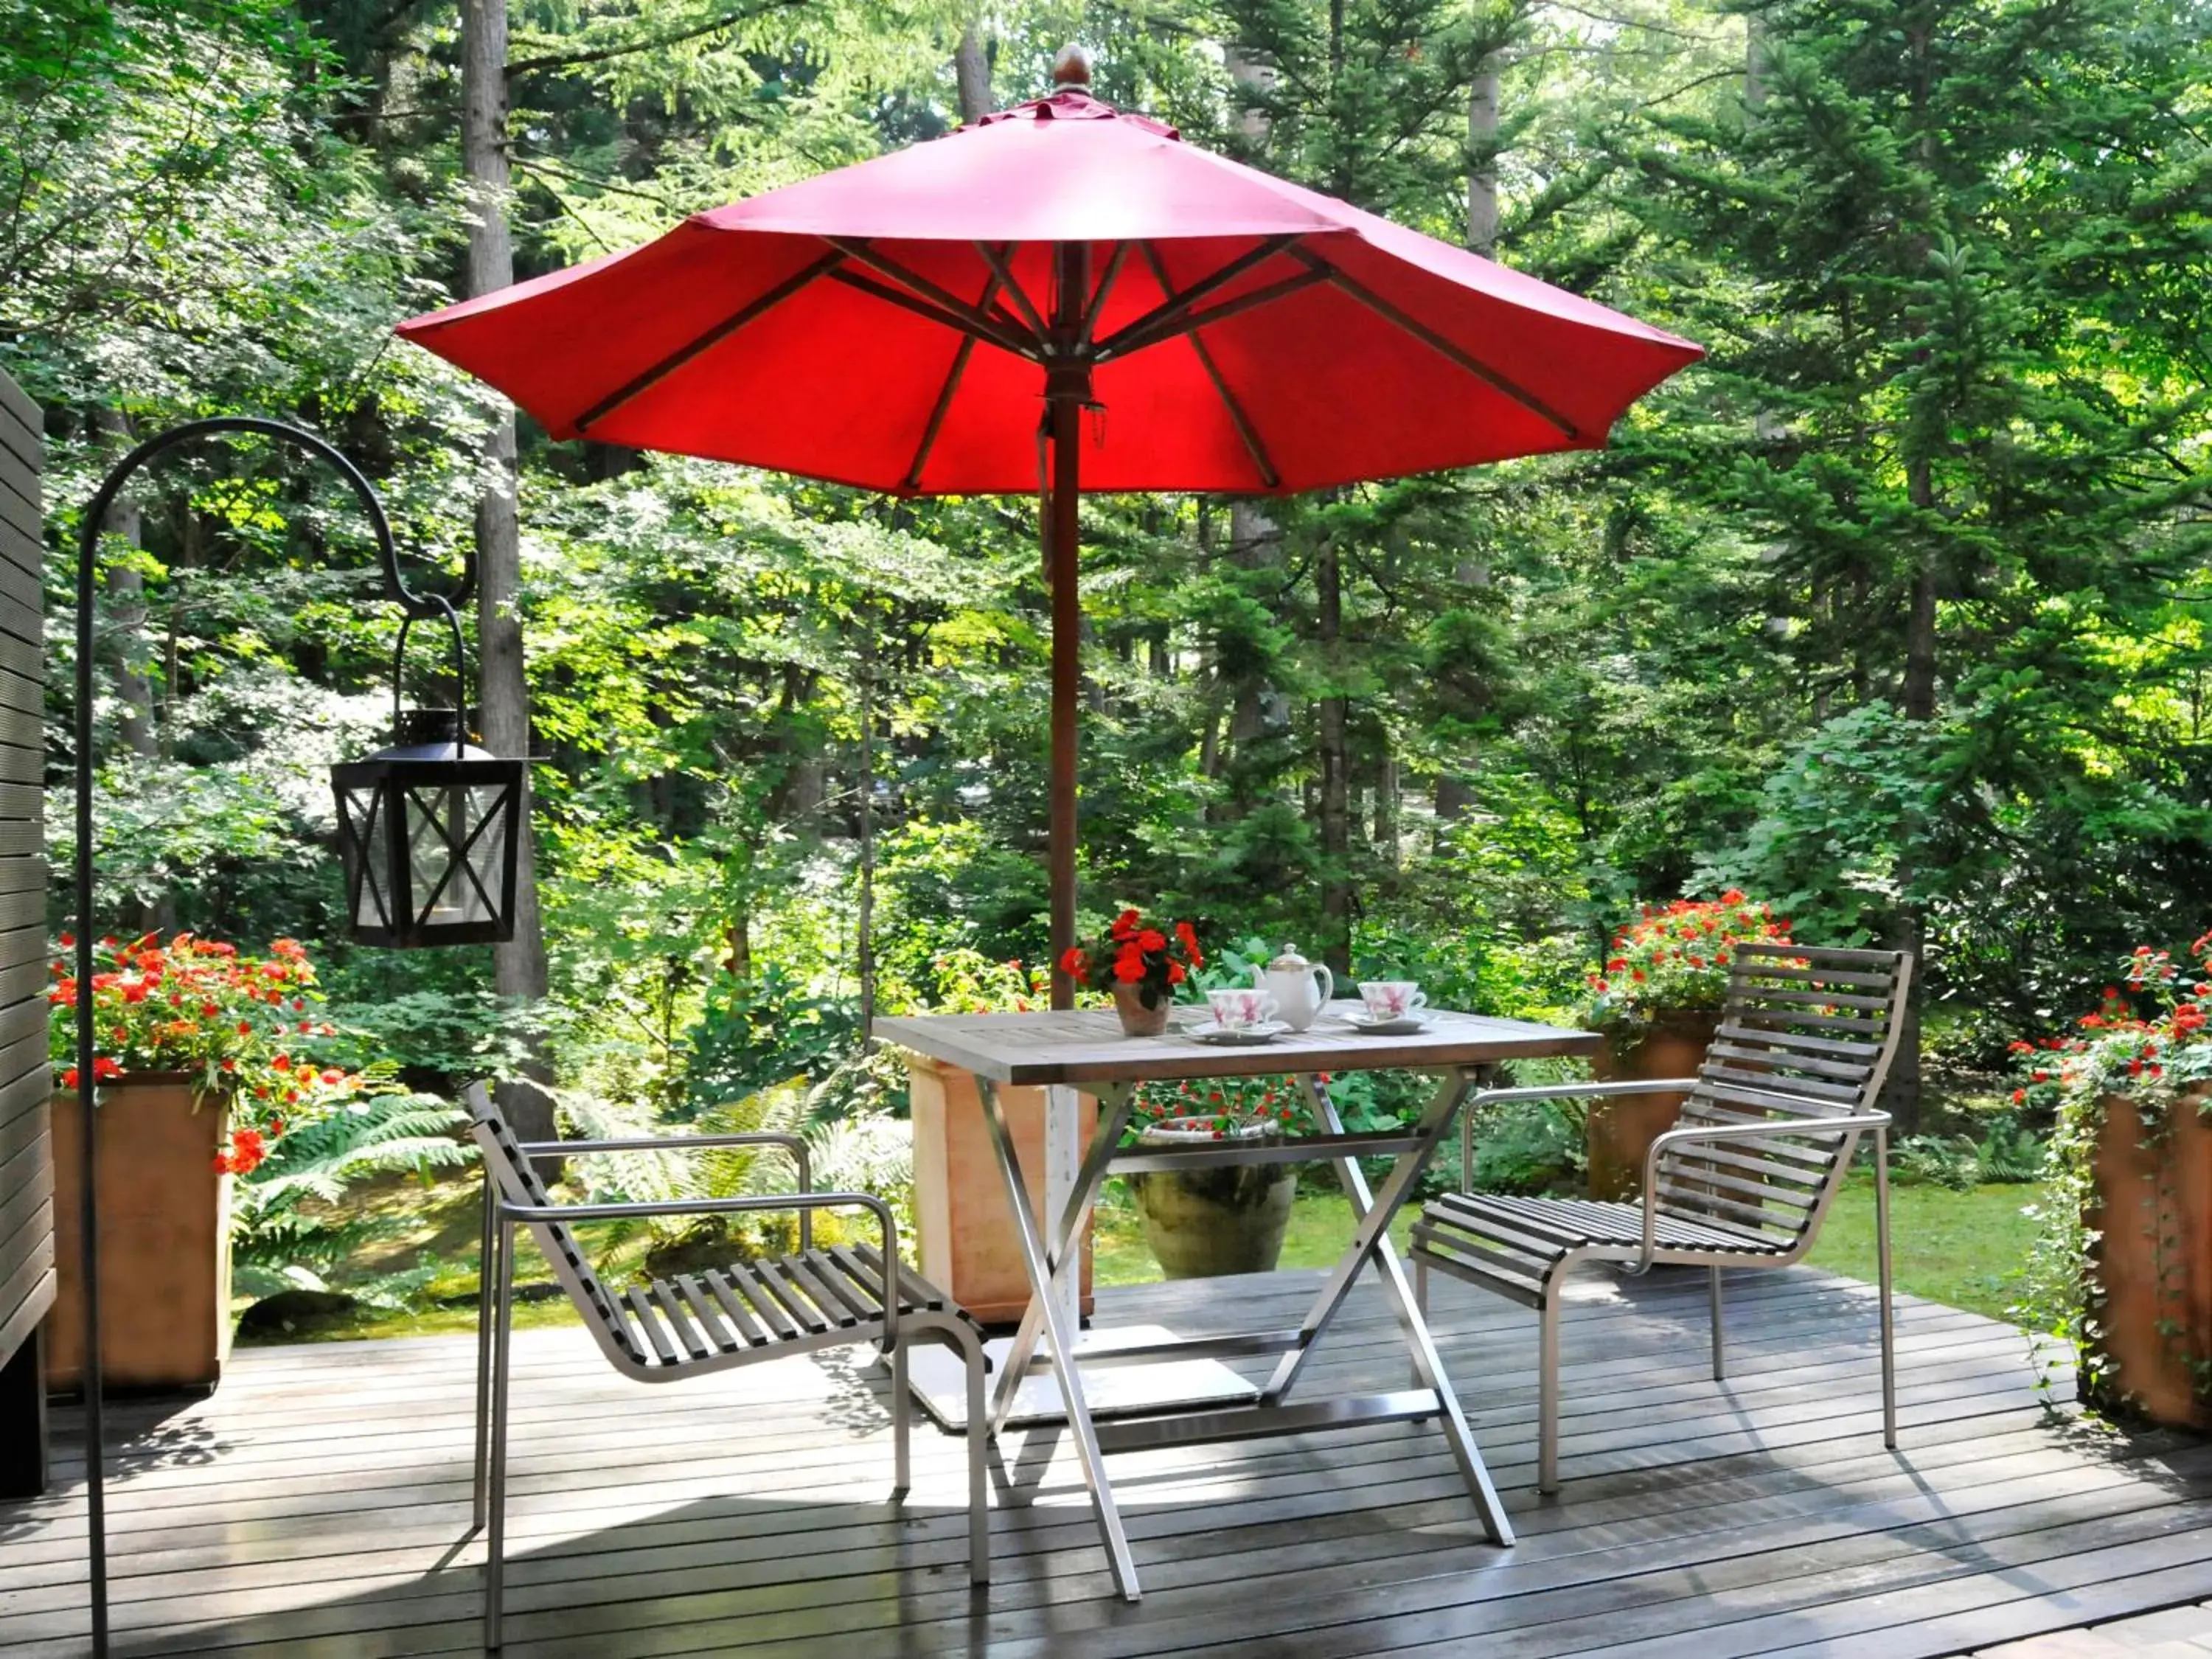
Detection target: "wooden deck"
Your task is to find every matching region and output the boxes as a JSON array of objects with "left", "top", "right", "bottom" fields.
[{"left": 4, "top": 1265, "right": 2211, "bottom": 1657}]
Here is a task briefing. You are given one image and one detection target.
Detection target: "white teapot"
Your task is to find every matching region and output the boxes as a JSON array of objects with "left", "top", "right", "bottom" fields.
[{"left": 1256, "top": 943, "right": 1334, "bottom": 1032}]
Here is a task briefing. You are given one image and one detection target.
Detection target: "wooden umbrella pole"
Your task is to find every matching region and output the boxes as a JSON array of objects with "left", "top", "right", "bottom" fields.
[{"left": 1046, "top": 240, "right": 1089, "bottom": 1009}]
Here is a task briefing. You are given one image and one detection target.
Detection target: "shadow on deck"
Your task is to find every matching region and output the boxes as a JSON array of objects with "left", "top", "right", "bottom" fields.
[{"left": 3, "top": 1267, "right": 2209, "bottom": 1658}]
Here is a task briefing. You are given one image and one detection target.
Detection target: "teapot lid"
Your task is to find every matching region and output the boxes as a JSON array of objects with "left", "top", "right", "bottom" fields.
[{"left": 1267, "top": 943, "right": 1311, "bottom": 970}]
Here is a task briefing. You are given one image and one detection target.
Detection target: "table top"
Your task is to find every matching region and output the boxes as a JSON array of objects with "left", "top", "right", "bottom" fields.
[{"left": 871, "top": 1001, "right": 1598, "bottom": 1086}]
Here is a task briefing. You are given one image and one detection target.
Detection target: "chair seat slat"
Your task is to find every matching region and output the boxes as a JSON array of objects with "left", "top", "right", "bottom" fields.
[
  {"left": 672, "top": 1275, "right": 746, "bottom": 1352},
  {"left": 801, "top": 1249, "right": 879, "bottom": 1322},
  {"left": 826, "top": 1245, "right": 894, "bottom": 1313},
  {"left": 1444, "top": 1193, "right": 1775, "bottom": 1253},
  {"left": 773, "top": 1256, "right": 850, "bottom": 1330},
  {"left": 725, "top": 1263, "right": 804, "bottom": 1340},
  {"left": 700, "top": 1269, "right": 771, "bottom": 1346},
  {"left": 649, "top": 1281, "right": 716, "bottom": 1360},
  {"left": 851, "top": 1240, "right": 948, "bottom": 1312},
  {"left": 623, "top": 1286, "right": 681, "bottom": 1366}
]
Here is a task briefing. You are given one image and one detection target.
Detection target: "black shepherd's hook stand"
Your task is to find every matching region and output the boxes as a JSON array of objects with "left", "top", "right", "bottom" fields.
[{"left": 72, "top": 417, "right": 468, "bottom": 1654}]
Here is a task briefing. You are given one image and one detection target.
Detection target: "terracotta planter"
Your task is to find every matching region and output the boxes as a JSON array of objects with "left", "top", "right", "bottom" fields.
[
  {"left": 1112, "top": 981, "right": 1172, "bottom": 1037},
  {"left": 46, "top": 1078, "right": 232, "bottom": 1395},
  {"left": 1128, "top": 1119, "right": 1298, "bottom": 1279},
  {"left": 2084, "top": 1089, "right": 2212, "bottom": 1431},
  {"left": 1585, "top": 1012, "right": 1719, "bottom": 1202},
  {"left": 906, "top": 1057, "right": 1094, "bottom": 1326}
]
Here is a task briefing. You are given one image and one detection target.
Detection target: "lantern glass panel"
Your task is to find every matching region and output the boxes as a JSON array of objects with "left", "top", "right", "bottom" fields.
[{"left": 344, "top": 784, "right": 392, "bottom": 932}]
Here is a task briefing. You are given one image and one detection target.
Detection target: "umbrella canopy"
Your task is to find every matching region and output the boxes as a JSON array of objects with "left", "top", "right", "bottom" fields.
[{"left": 398, "top": 62, "right": 1702, "bottom": 997}]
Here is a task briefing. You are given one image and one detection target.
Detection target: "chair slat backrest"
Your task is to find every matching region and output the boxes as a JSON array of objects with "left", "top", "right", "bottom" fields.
[
  {"left": 1652, "top": 944, "right": 1913, "bottom": 1251},
  {"left": 465, "top": 1085, "right": 644, "bottom": 1367}
]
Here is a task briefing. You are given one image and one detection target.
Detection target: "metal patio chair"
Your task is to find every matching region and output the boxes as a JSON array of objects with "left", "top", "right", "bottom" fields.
[
  {"left": 1410, "top": 942, "right": 1913, "bottom": 1492},
  {"left": 464, "top": 1083, "right": 990, "bottom": 1649}
]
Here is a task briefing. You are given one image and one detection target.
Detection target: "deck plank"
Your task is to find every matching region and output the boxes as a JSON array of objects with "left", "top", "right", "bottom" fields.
[{"left": 1, "top": 1266, "right": 2205, "bottom": 1659}]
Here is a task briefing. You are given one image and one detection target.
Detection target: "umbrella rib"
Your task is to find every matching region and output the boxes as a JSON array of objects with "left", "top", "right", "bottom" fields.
[
  {"left": 902, "top": 266, "right": 1006, "bottom": 493},
  {"left": 1097, "top": 267, "right": 1328, "bottom": 363},
  {"left": 1088, "top": 234, "right": 1299, "bottom": 361},
  {"left": 825, "top": 237, "right": 1043, "bottom": 359},
  {"left": 975, "top": 243, "right": 1051, "bottom": 344},
  {"left": 1077, "top": 241, "right": 1131, "bottom": 346},
  {"left": 1138, "top": 243, "right": 1279, "bottom": 491},
  {"left": 573, "top": 246, "right": 846, "bottom": 434},
  {"left": 1287, "top": 248, "right": 1582, "bottom": 441}
]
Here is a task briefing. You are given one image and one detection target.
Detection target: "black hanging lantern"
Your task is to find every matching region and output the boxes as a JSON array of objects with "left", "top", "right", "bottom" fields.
[{"left": 333, "top": 604, "right": 524, "bottom": 947}]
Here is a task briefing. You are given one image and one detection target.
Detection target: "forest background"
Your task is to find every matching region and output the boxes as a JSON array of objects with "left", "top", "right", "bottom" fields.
[{"left": 4, "top": 0, "right": 2208, "bottom": 1304}]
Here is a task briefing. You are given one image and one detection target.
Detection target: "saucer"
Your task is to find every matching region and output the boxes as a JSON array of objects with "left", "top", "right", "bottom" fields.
[
  {"left": 1345, "top": 1014, "right": 1430, "bottom": 1035},
  {"left": 1189, "top": 1020, "right": 1290, "bottom": 1046}
]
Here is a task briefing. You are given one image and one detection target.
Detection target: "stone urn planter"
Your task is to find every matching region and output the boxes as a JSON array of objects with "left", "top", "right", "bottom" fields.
[
  {"left": 1585, "top": 1012, "right": 1719, "bottom": 1201},
  {"left": 2084, "top": 1088, "right": 2212, "bottom": 1431},
  {"left": 1127, "top": 1117, "right": 1297, "bottom": 1279},
  {"left": 47, "top": 1076, "right": 233, "bottom": 1394}
]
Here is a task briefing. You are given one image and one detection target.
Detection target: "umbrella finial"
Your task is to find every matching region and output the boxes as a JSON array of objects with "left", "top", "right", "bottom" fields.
[{"left": 1051, "top": 44, "right": 1093, "bottom": 87}]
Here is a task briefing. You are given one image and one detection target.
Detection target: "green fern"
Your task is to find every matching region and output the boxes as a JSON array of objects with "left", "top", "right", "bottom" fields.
[{"left": 232, "top": 1093, "right": 470, "bottom": 1297}]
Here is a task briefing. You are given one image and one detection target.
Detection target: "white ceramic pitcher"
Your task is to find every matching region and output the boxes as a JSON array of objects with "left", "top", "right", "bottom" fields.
[{"left": 1256, "top": 943, "right": 1334, "bottom": 1032}]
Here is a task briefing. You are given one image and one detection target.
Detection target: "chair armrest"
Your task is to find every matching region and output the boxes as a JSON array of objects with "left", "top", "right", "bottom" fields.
[
  {"left": 518, "top": 1133, "right": 813, "bottom": 1189},
  {"left": 1456, "top": 1079, "right": 1704, "bottom": 1191},
  {"left": 1631, "top": 1113, "right": 1891, "bottom": 1273},
  {"left": 501, "top": 1192, "right": 902, "bottom": 1348},
  {"left": 516, "top": 1131, "right": 816, "bottom": 1248}
]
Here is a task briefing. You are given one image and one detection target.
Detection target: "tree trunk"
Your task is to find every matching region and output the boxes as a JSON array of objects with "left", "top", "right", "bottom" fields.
[
  {"left": 1374, "top": 753, "right": 1399, "bottom": 871},
  {"left": 465, "top": 0, "right": 554, "bottom": 1144},
  {"left": 857, "top": 629, "right": 877, "bottom": 1039},
  {"left": 953, "top": 24, "right": 992, "bottom": 124},
  {"left": 1316, "top": 539, "right": 1352, "bottom": 975},
  {"left": 1467, "top": 55, "right": 1500, "bottom": 257}
]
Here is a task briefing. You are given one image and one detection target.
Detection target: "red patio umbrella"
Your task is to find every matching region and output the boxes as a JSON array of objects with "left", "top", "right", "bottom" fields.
[{"left": 397, "top": 55, "right": 1702, "bottom": 1001}]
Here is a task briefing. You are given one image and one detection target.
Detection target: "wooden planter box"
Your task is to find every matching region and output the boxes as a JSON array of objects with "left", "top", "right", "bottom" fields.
[
  {"left": 46, "top": 1079, "right": 233, "bottom": 1395},
  {"left": 1585, "top": 1013, "right": 1719, "bottom": 1202},
  {"left": 907, "top": 1056, "right": 1093, "bottom": 1326},
  {"left": 2085, "top": 1089, "right": 2212, "bottom": 1431}
]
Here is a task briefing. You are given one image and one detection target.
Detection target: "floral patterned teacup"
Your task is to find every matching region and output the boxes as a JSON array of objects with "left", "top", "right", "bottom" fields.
[
  {"left": 1357, "top": 981, "right": 1427, "bottom": 1022},
  {"left": 1206, "top": 987, "right": 1280, "bottom": 1032}
]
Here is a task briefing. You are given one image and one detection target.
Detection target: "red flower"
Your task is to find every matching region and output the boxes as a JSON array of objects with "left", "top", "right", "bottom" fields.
[
  {"left": 60, "top": 1067, "right": 78, "bottom": 1090},
  {"left": 1059, "top": 946, "right": 1088, "bottom": 981},
  {"left": 1137, "top": 929, "right": 1166, "bottom": 953},
  {"left": 1175, "top": 921, "right": 1204, "bottom": 967},
  {"left": 237, "top": 1021, "right": 252, "bottom": 1037},
  {"left": 271, "top": 1054, "right": 291, "bottom": 1072},
  {"left": 1113, "top": 955, "right": 1147, "bottom": 984},
  {"left": 93, "top": 1057, "right": 122, "bottom": 1081},
  {"left": 1168, "top": 961, "right": 1187, "bottom": 984},
  {"left": 1110, "top": 908, "right": 1141, "bottom": 940}
]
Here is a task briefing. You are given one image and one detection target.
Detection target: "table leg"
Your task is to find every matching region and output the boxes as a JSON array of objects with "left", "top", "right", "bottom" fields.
[
  {"left": 990, "top": 1082, "right": 1135, "bottom": 1433},
  {"left": 977, "top": 1078, "right": 1143, "bottom": 1601},
  {"left": 1272, "top": 1069, "right": 1515, "bottom": 1547}
]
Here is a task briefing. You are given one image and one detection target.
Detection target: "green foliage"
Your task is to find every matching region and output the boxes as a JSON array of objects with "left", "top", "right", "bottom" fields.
[{"left": 230, "top": 1091, "right": 471, "bottom": 1304}]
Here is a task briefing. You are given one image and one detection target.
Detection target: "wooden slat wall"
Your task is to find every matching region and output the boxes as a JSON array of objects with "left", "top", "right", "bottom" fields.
[{"left": 0, "top": 364, "right": 50, "bottom": 1498}]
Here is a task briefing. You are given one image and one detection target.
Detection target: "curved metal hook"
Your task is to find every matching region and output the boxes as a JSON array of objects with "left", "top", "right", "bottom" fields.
[
  {"left": 391, "top": 597, "right": 471, "bottom": 749},
  {"left": 74, "top": 414, "right": 473, "bottom": 621}
]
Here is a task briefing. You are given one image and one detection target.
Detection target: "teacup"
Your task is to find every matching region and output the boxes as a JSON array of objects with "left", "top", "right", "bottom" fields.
[
  {"left": 1357, "top": 981, "right": 1427, "bottom": 1022},
  {"left": 1206, "top": 987, "right": 1279, "bottom": 1031}
]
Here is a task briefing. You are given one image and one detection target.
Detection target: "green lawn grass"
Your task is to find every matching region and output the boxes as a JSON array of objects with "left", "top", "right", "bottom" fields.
[
  {"left": 1094, "top": 1175, "right": 2045, "bottom": 1324},
  {"left": 248, "top": 1169, "right": 2046, "bottom": 1344}
]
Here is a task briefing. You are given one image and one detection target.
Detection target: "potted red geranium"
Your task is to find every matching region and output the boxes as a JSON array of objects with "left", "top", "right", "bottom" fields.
[
  {"left": 2014, "top": 939, "right": 2212, "bottom": 1431},
  {"left": 1060, "top": 910, "right": 1204, "bottom": 1036},
  {"left": 46, "top": 932, "right": 365, "bottom": 1392},
  {"left": 1579, "top": 892, "right": 1790, "bottom": 1199}
]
